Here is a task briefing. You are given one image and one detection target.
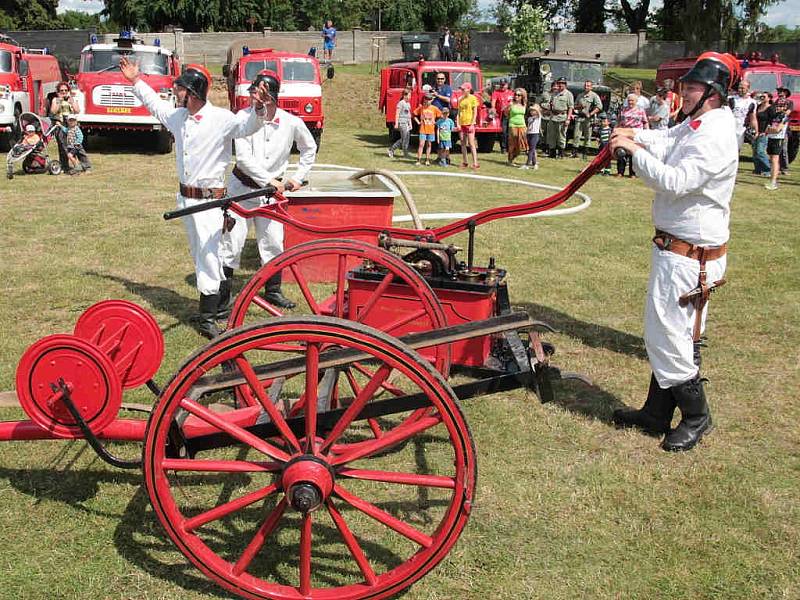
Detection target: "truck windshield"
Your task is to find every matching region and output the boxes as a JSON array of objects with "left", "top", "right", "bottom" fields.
[
  {"left": 81, "top": 50, "right": 170, "bottom": 75},
  {"left": 244, "top": 60, "right": 279, "bottom": 81},
  {"left": 541, "top": 61, "right": 603, "bottom": 84},
  {"left": 781, "top": 74, "right": 800, "bottom": 94},
  {"left": 421, "top": 70, "right": 478, "bottom": 90},
  {"left": 282, "top": 60, "right": 316, "bottom": 82},
  {"left": 745, "top": 72, "right": 778, "bottom": 93},
  {"left": 0, "top": 51, "right": 11, "bottom": 73}
]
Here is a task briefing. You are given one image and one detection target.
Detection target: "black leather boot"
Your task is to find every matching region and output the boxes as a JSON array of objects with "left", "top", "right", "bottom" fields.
[
  {"left": 217, "top": 267, "right": 234, "bottom": 321},
  {"left": 198, "top": 293, "right": 222, "bottom": 339},
  {"left": 264, "top": 272, "right": 296, "bottom": 309},
  {"left": 613, "top": 374, "right": 677, "bottom": 436},
  {"left": 662, "top": 377, "right": 712, "bottom": 451}
]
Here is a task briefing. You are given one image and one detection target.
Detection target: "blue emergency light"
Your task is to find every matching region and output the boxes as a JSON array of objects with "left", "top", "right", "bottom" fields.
[
  {"left": 90, "top": 34, "right": 98, "bottom": 44},
  {"left": 308, "top": 46, "right": 317, "bottom": 57},
  {"left": 120, "top": 30, "right": 132, "bottom": 39},
  {"left": 243, "top": 46, "right": 250, "bottom": 56},
  {"left": 154, "top": 38, "right": 161, "bottom": 47}
]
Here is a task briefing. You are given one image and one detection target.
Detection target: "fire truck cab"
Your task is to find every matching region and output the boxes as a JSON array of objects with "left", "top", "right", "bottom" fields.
[
  {"left": 0, "top": 34, "right": 63, "bottom": 150},
  {"left": 224, "top": 46, "right": 330, "bottom": 149},
  {"left": 657, "top": 53, "right": 800, "bottom": 163},
  {"left": 379, "top": 59, "right": 501, "bottom": 152},
  {"left": 73, "top": 32, "right": 180, "bottom": 153}
]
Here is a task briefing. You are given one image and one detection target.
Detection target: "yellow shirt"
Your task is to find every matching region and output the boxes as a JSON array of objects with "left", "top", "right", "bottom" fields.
[{"left": 458, "top": 94, "right": 480, "bottom": 126}]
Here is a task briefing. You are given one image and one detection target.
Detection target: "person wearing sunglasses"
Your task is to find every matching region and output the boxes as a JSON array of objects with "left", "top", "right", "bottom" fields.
[{"left": 431, "top": 73, "right": 452, "bottom": 112}]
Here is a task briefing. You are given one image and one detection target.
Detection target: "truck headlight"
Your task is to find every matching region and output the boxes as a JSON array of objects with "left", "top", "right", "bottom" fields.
[{"left": 304, "top": 102, "right": 313, "bottom": 114}]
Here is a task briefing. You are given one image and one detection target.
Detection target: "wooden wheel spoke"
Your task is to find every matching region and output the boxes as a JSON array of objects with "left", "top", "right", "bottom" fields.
[
  {"left": 355, "top": 271, "right": 394, "bottom": 324},
  {"left": 326, "top": 498, "right": 378, "bottom": 586},
  {"left": 162, "top": 459, "right": 281, "bottom": 473},
  {"left": 352, "top": 361, "right": 405, "bottom": 396},
  {"left": 232, "top": 498, "right": 287, "bottom": 576},
  {"left": 235, "top": 356, "right": 302, "bottom": 453},
  {"left": 289, "top": 263, "right": 322, "bottom": 314},
  {"left": 334, "top": 485, "right": 433, "bottom": 548},
  {"left": 183, "top": 482, "right": 279, "bottom": 532},
  {"left": 320, "top": 364, "right": 392, "bottom": 452},
  {"left": 304, "top": 343, "right": 320, "bottom": 452},
  {"left": 335, "top": 254, "right": 347, "bottom": 318},
  {"left": 337, "top": 468, "right": 455, "bottom": 489},
  {"left": 179, "top": 398, "right": 290, "bottom": 462},
  {"left": 251, "top": 294, "right": 284, "bottom": 317},
  {"left": 299, "top": 512, "right": 313, "bottom": 595},
  {"left": 331, "top": 414, "right": 442, "bottom": 466}
]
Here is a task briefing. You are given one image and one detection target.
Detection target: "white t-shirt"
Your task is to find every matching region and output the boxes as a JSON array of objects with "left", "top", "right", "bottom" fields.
[
  {"left": 526, "top": 114, "right": 541, "bottom": 134},
  {"left": 730, "top": 94, "right": 757, "bottom": 134}
]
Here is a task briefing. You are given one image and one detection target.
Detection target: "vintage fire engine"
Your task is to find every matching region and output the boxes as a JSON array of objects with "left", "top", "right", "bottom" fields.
[
  {"left": 224, "top": 45, "right": 332, "bottom": 149},
  {"left": 379, "top": 58, "right": 502, "bottom": 152},
  {"left": 657, "top": 52, "right": 800, "bottom": 163},
  {"left": 72, "top": 32, "right": 180, "bottom": 153},
  {"left": 3, "top": 150, "right": 613, "bottom": 600},
  {"left": 0, "top": 34, "right": 63, "bottom": 150}
]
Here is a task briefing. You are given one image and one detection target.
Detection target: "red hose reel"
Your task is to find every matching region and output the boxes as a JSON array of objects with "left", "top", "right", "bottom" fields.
[{"left": 14, "top": 300, "right": 164, "bottom": 437}]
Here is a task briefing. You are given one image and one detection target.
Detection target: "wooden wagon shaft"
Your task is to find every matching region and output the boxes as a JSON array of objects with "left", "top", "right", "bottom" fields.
[{"left": 192, "top": 311, "right": 551, "bottom": 396}]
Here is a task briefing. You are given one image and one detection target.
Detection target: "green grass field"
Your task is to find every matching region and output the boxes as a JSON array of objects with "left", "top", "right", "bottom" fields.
[{"left": 0, "top": 66, "right": 798, "bottom": 599}]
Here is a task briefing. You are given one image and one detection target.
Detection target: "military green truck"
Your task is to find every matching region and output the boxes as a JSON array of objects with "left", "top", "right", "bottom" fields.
[{"left": 513, "top": 52, "right": 617, "bottom": 138}]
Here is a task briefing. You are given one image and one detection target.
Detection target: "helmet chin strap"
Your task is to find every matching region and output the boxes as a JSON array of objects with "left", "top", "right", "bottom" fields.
[{"left": 684, "top": 84, "right": 715, "bottom": 119}]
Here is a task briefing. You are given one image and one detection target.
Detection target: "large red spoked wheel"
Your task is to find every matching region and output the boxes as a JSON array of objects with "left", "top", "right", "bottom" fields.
[
  {"left": 228, "top": 239, "right": 450, "bottom": 377},
  {"left": 144, "top": 316, "right": 476, "bottom": 600}
]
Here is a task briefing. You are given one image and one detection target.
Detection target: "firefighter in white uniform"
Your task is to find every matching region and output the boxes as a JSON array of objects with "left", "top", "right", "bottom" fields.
[
  {"left": 223, "top": 70, "right": 317, "bottom": 309},
  {"left": 610, "top": 52, "right": 740, "bottom": 451},
  {"left": 120, "top": 58, "right": 270, "bottom": 338}
]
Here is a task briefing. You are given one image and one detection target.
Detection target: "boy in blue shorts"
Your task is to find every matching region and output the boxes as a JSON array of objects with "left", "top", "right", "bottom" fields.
[{"left": 436, "top": 107, "right": 455, "bottom": 166}]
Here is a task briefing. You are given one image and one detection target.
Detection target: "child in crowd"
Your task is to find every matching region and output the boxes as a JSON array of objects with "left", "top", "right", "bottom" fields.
[
  {"left": 63, "top": 115, "right": 91, "bottom": 175},
  {"left": 764, "top": 99, "right": 788, "bottom": 191},
  {"left": 389, "top": 89, "right": 412, "bottom": 158},
  {"left": 597, "top": 113, "right": 613, "bottom": 175},
  {"left": 22, "top": 124, "right": 41, "bottom": 148},
  {"left": 522, "top": 103, "right": 541, "bottom": 170},
  {"left": 436, "top": 107, "right": 455, "bottom": 166},
  {"left": 413, "top": 94, "right": 442, "bottom": 166}
]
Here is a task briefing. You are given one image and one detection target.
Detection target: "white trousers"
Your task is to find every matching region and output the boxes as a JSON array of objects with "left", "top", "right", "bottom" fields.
[
  {"left": 644, "top": 245, "right": 726, "bottom": 388},
  {"left": 221, "top": 177, "right": 285, "bottom": 269},
  {"left": 177, "top": 193, "right": 226, "bottom": 295}
]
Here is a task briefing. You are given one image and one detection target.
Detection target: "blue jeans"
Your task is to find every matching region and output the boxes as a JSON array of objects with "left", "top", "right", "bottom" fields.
[{"left": 752, "top": 136, "right": 770, "bottom": 174}]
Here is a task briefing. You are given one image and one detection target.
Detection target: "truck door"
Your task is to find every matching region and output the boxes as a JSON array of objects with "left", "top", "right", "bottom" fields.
[{"left": 384, "top": 67, "right": 415, "bottom": 126}]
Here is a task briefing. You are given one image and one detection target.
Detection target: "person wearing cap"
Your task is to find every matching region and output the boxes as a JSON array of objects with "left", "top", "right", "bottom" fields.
[
  {"left": 610, "top": 52, "right": 740, "bottom": 452},
  {"left": 491, "top": 79, "right": 514, "bottom": 152},
  {"left": 22, "top": 123, "right": 41, "bottom": 147},
  {"left": 222, "top": 70, "right": 317, "bottom": 310},
  {"left": 120, "top": 57, "right": 271, "bottom": 338},
  {"left": 457, "top": 81, "right": 480, "bottom": 169},
  {"left": 728, "top": 79, "right": 757, "bottom": 150},
  {"left": 62, "top": 114, "right": 91, "bottom": 174},
  {"left": 546, "top": 76, "right": 574, "bottom": 158},
  {"left": 646, "top": 88, "right": 670, "bottom": 131},
  {"left": 775, "top": 87, "right": 793, "bottom": 173},
  {"left": 570, "top": 80, "right": 603, "bottom": 159}
]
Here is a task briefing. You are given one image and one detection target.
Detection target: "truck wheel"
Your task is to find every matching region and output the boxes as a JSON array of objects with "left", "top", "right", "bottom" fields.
[
  {"left": 476, "top": 133, "right": 496, "bottom": 153},
  {"left": 788, "top": 132, "right": 799, "bottom": 164},
  {"left": 155, "top": 130, "right": 173, "bottom": 154}
]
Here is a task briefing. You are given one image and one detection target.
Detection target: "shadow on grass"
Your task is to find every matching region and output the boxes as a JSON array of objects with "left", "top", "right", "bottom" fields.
[
  {"left": 518, "top": 302, "right": 647, "bottom": 361},
  {"left": 85, "top": 132, "right": 166, "bottom": 155},
  {"left": 354, "top": 132, "right": 390, "bottom": 147},
  {"left": 86, "top": 271, "right": 196, "bottom": 332}
]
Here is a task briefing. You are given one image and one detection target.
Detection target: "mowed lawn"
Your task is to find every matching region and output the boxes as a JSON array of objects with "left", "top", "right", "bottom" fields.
[{"left": 0, "top": 66, "right": 798, "bottom": 599}]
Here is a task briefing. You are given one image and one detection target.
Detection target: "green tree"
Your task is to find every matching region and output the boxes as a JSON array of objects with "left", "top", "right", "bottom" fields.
[
  {"left": 757, "top": 24, "right": 800, "bottom": 42},
  {"left": 574, "top": 0, "right": 606, "bottom": 32},
  {"left": 0, "top": 8, "right": 17, "bottom": 29},
  {"left": 502, "top": 4, "right": 547, "bottom": 64},
  {"left": 59, "top": 10, "right": 103, "bottom": 30},
  {"left": 0, "top": 0, "right": 60, "bottom": 29}
]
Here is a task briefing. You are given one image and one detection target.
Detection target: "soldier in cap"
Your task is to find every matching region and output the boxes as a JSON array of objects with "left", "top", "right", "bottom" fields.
[
  {"left": 546, "top": 76, "right": 574, "bottom": 158},
  {"left": 120, "top": 57, "right": 271, "bottom": 338},
  {"left": 222, "top": 70, "right": 318, "bottom": 310},
  {"left": 610, "top": 52, "right": 741, "bottom": 451},
  {"left": 570, "top": 80, "right": 603, "bottom": 158}
]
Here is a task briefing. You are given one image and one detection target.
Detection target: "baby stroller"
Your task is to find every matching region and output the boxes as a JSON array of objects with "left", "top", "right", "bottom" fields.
[{"left": 6, "top": 112, "right": 62, "bottom": 179}]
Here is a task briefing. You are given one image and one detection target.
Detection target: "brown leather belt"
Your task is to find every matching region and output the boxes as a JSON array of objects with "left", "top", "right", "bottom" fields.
[
  {"left": 654, "top": 229, "right": 727, "bottom": 342},
  {"left": 179, "top": 183, "right": 227, "bottom": 199},
  {"left": 232, "top": 165, "right": 261, "bottom": 190},
  {"left": 653, "top": 229, "right": 727, "bottom": 262}
]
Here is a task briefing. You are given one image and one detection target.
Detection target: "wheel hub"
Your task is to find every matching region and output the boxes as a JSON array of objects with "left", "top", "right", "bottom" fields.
[{"left": 281, "top": 455, "right": 334, "bottom": 513}]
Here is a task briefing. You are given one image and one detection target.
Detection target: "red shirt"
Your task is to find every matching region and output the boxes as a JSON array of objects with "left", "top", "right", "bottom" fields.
[{"left": 492, "top": 89, "right": 514, "bottom": 114}]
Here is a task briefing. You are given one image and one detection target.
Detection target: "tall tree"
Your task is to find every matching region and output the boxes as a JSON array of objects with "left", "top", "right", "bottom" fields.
[
  {"left": 574, "top": 0, "right": 605, "bottom": 32},
  {"left": 503, "top": 4, "right": 548, "bottom": 64},
  {"left": 616, "top": 0, "right": 650, "bottom": 32}
]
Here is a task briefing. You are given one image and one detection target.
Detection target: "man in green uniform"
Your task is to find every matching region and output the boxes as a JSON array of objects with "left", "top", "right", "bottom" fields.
[
  {"left": 539, "top": 83, "right": 553, "bottom": 155},
  {"left": 570, "top": 80, "right": 603, "bottom": 159},
  {"left": 546, "top": 77, "right": 574, "bottom": 158}
]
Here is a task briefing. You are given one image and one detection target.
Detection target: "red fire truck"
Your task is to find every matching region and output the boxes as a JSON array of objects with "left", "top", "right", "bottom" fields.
[
  {"left": 379, "top": 59, "right": 502, "bottom": 152},
  {"left": 0, "top": 34, "right": 63, "bottom": 150},
  {"left": 73, "top": 32, "right": 181, "bottom": 153},
  {"left": 657, "top": 53, "right": 800, "bottom": 163},
  {"left": 224, "top": 46, "right": 331, "bottom": 149}
]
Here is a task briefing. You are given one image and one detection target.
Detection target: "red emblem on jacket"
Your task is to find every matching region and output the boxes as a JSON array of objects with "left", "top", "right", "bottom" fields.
[{"left": 689, "top": 119, "right": 702, "bottom": 130}]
